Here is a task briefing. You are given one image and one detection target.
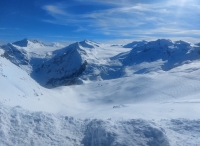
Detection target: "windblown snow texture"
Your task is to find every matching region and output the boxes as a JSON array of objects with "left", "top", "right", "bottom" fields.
[{"left": 0, "top": 104, "right": 171, "bottom": 146}]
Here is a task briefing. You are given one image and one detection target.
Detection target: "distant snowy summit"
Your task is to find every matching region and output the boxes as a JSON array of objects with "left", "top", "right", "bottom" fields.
[
  {"left": 1, "top": 38, "right": 200, "bottom": 88},
  {"left": 12, "top": 38, "right": 44, "bottom": 47},
  {"left": 12, "top": 38, "right": 63, "bottom": 48},
  {"left": 123, "top": 40, "right": 148, "bottom": 48}
]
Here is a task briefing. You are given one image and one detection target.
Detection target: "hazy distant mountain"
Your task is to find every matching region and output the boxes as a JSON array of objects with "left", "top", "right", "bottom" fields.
[
  {"left": 196, "top": 42, "right": 200, "bottom": 46},
  {"left": 123, "top": 40, "right": 148, "bottom": 48},
  {"left": 12, "top": 38, "right": 45, "bottom": 47}
]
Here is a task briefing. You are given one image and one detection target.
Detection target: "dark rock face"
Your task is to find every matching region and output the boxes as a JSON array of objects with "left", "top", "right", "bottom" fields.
[
  {"left": 46, "top": 60, "right": 87, "bottom": 87},
  {"left": 1, "top": 43, "right": 29, "bottom": 66}
]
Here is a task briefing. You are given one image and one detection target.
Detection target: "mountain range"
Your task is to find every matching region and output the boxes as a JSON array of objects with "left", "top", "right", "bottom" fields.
[{"left": 1, "top": 38, "right": 200, "bottom": 87}]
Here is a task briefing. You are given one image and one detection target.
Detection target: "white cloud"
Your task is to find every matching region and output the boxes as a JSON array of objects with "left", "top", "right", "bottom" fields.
[
  {"left": 74, "top": 26, "right": 87, "bottom": 32},
  {"left": 43, "top": 5, "right": 67, "bottom": 15},
  {"left": 135, "top": 28, "right": 200, "bottom": 35}
]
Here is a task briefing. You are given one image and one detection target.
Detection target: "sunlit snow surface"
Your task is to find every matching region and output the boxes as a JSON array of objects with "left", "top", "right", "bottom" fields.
[{"left": 0, "top": 39, "right": 200, "bottom": 146}]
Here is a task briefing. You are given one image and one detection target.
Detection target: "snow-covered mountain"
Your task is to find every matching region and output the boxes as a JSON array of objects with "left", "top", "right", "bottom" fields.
[
  {"left": 2, "top": 38, "right": 62, "bottom": 56},
  {"left": 12, "top": 38, "right": 63, "bottom": 48},
  {"left": 1, "top": 39, "right": 200, "bottom": 88},
  {"left": 1, "top": 39, "right": 64, "bottom": 74},
  {"left": 196, "top": 42, "right": 200, "bottom": 46},
  {"left": 35, "top": 39, "right": 129, "bottom": 87},
  {"left": 112, "top": 39, "right": 200, "bottom": 75},
  {"left": 12, "top": 38, "right": 44, "bottom": 47},
  {"left": 1, "top": 39, "right": 200, "bottom": 145},
  {"left": 32, "top": 40, "right": 91, "bottom": 87}
]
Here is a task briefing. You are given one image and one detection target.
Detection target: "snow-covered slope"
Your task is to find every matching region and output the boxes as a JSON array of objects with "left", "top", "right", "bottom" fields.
[
  {"left": 1, "top": 103, "right": 200, "bottom": 146},
  {"left": 0, "top": 49, "right": 42, "bottom": 99},
  {"left": 0, "top": 49, "right": 85, "bottom": 114},
  {"left": 0, "top": 103, "right": 171, "bottom": 146}
]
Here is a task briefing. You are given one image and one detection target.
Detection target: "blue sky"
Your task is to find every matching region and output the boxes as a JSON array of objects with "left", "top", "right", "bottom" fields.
[{"left": 0, "top": 0, "right": 200, "bottom": 44}]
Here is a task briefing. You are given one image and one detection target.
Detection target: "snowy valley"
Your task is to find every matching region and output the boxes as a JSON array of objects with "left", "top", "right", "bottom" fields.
[{"left": 0, "top": 38, "right": 200, "bottom": 146}]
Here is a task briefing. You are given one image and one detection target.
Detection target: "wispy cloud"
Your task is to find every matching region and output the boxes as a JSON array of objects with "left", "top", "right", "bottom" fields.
[
  {"left": 41, "top": 0, "right": 200, "bottom": 39},
  {"left": 43, "top": 5, "right": 67, "bottom": 15},
  {"left": 74, "top": 26, "right": 87, "bottom": 32}
]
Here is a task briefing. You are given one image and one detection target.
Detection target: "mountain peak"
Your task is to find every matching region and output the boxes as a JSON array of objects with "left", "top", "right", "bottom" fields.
[
  {"left": 78, "top": 40, "right": 95, "bottom": 49},
  {"left": 12, "top": 38, "right": 45, "bottom": 47},
  {"left": 83, "top": 39, "right": 89, "bottom": 43},
  {"left": 196, "top": 43, "right": 200, "bottom": 46},
  {"left": 154, "top": 39, "right": 173, "bottom": 45},
  {"left": 175, "top": 40, "right": 191, "bottom": 46},
  {"left": 123, "top": 40, "right": 148, "bottom": 48},
  {"left": 12, "top": 38, "right": 29, "bottom": 47},
  {"left": 31, "top": 39, "right": 43, "bottom": 44}
]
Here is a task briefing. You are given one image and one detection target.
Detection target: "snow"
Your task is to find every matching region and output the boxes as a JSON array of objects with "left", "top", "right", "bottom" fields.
[
  {"left": 1, "top": 104, "right": 200, "bottom": 146},
  {"left": 1, "top": 39, "right": 200, "bottom": 145}
]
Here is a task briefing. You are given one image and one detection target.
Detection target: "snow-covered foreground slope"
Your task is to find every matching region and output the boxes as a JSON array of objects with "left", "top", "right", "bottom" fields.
[
  {"left": 1, "top": 103, "right": 200, "bottom": 146},
  {"left": 1, "top": 39, "right": 200, "bottom": 145},
  {"left": 0, "top": 51, "right": 88, "bottom": 114}
]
